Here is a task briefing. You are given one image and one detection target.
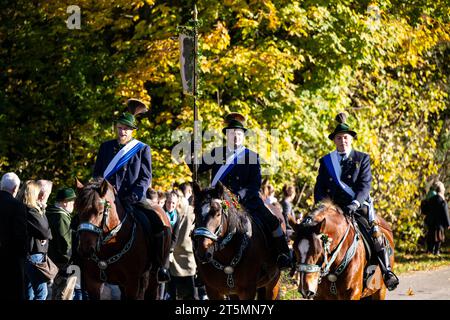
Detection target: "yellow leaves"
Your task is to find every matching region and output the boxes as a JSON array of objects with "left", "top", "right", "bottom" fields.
[
  {"left": 202, "top": 22, "right": 230, "bottom": 53},
  {"left": 262, "top": 0, "right": 280, "bottom": 30}
]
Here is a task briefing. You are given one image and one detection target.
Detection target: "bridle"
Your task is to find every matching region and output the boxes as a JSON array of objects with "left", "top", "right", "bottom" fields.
[
  {"left": 296, "top": 213, "right": 360, "bottom": 295},
  {"left": 192, "top": 195, "right": 248, "bottom": 289},
  {"left": 192, "top": 198, "right": 240, "bottom": 252},
  {"left": 77, "top": 195, "right": 136, "bottom": 282}
]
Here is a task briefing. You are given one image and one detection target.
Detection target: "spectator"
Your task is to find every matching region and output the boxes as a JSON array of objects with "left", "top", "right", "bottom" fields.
[
  {"left": 280, "top": 184, "right": 296, "bottom": 240},
  {"left": 158, "top": 190, "right": 167, "bottom": 208},
  {"left": 46, "top": 187, "right": 77, "bottom": 299},
  {"left": 146, "top": 188, "right": 158, "bottom": 206},
  {"left": 263, "top": 184, "right": 278, "bottom": 205},
  {"left": 37, "top": 180, "right": 53, "bottom": 212},
  {"left": 422, "top": 181, "right": 450, "bottom": 255},
  {"left": 0, "top": 172, "right": 28, "bottom": 300},
  {"left": 179, "top": 182, "right": 193, "bottom": 206},
  {"left": 167, "top": 191, "right": 198, "bottom": 300},
  {"left": 18, "top": 180, "right": 53, "bottom": 300}
]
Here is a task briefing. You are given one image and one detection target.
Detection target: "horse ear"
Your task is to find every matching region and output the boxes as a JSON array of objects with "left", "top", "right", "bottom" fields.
[
  {"left": 99, "top": 179, "right": 109, "bottom": 198},
  {"left": 215, "top": 181, "right": 225, "bottom": 197},
  {"left": 192, "top": 181, "right": 202, "bottom": 197},
  {"left": 76, "top": 178, "right": 84, "bottom": 191}
]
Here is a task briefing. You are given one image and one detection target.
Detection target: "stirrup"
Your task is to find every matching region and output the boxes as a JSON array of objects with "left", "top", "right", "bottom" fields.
[
  {"left": 157, "top": 268, "right": 171, "bottom": 283},
  {"left": 384, "top": 271, "right": 399, "bottom": 291}
]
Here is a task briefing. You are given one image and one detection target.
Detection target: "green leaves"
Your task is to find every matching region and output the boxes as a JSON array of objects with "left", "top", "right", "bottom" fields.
[{"left": 0, "top": 0, "right": 448, "bottom": 251}]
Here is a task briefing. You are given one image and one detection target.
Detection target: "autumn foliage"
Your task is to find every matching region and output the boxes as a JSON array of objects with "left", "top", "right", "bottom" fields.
[{"left": 0, "top": 1, "right": 448, "bottom": 251}]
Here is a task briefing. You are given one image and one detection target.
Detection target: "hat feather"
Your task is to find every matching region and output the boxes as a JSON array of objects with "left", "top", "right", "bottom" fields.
[
  {"left": 335, "top": 112, "right": 347, "bottom": 124},
  {"left": 127, "top": 99, "right": 148, "bottom": 116}
]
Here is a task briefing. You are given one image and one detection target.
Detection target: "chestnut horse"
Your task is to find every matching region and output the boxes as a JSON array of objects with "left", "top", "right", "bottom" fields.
[
  {"left": 75, "top": 178, "right": 168, "bottom": 300},
  {"left": 192, "top": 182, "right": 282, "bottom": 300},
  {"left": 291, "top": 201, "right": 395, "bottom": 300}
]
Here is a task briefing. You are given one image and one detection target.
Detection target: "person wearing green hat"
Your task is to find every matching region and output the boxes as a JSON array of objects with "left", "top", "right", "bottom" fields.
[
  {"left": 46, "top": 187, "right": 77, "bottom": 269},
  {"left": 187, "top": 113, "right": 291, "bottom": 270},
  {"left": 314, "top": 112, "right": 399, "bottom": 291},
  {"left": 93, "top": 99, "right": 171, "bottom": 283}
]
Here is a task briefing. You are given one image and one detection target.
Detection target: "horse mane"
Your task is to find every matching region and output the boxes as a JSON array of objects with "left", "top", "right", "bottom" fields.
[
  {"left": 74, "top": 177, "right": 104, "bottom": 215},
  {"left": 221, "top": 188, "right": 249, "bottom": 235}
]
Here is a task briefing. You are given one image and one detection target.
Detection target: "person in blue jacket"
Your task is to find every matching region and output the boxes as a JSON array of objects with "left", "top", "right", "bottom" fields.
[
  {"left": 188, "top": 113, "right": 291, "bottom": 269},
  {"left": 93, "top": 99, "right": 170, "bottom": 282},
  {"left": 314, "top": 112, "right": 399, "bottom": 291}
]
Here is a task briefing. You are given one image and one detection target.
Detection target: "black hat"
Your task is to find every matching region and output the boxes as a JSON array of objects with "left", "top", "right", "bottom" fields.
[
  {"left": 222, "top": 113, "right": 247, "bottom": 134},
  {"left": 115, "top": 99, "right": 148, "bottom": 130},
  {"left": 328, "top": 112, "right": 357, "bottom": 140}
]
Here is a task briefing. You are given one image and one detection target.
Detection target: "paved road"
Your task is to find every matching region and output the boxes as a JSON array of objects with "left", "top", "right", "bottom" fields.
[{"left": 386, "top": 266, "right": 450, "bottom": 300}]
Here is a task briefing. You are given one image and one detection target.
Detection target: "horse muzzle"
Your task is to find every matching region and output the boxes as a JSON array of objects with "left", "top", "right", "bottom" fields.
[
  {"left": 300, "top": 288, "right": 316, "bottom": 300},
  {"left": 194, "top": 238, "right": 215, "bottom": 264}
]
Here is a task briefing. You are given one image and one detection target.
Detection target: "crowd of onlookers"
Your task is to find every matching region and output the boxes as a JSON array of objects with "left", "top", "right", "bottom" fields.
[{"left": 1, "top": 171, "right": 313, "bottom": 301}]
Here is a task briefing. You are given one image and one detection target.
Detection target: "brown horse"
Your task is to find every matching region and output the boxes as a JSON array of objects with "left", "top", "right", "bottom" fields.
[
  {"left": 75, "top": 178, "right": 168, "bottom": 300},
  {"left": 192, "top": 182, "right": 282, "bottom": 300},
  {"left": 291, "top": 201, "right": 395, "bottom": 300}
]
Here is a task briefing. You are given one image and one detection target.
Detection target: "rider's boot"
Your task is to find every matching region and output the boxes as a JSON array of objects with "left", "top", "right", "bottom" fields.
[
  {"left": 273, "top": 233, "right": 291, "bottom": 270},
  {"left": 372, "top": 227, "right": 399, "bottom": 291},
  {"left": 154, "top": 228, "right": 171, "bottom": 283}
]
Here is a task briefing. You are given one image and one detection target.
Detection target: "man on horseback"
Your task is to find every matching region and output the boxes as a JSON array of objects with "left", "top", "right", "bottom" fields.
[
  {"left": 93, "top": 99, "right": 171, "bottom": 282},
  {"left": 188, "top": 113, "right": 291, "bottom": 269},
  {"left": 314, "top": 113, "right": 399, "bottom": 291}
]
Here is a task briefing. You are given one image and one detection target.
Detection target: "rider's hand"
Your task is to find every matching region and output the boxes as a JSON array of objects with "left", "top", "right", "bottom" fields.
[{"left": 346, "top": 202, "right": 359, "bottom": 215}]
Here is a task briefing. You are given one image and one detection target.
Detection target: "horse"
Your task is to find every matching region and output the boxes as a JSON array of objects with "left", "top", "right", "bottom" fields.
[
  {"left": 290, "top": 200, "right": 395, "bottom": 300},
  {"left": 75, "top": 178, "right": 169, "bottom": 300},
  {"left": 192, "top": 182, "right": 283, "bottom": 300}
]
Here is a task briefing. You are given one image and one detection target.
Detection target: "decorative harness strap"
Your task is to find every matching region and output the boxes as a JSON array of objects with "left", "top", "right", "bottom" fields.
[{"left": 209, "top": 234, "right": 249, "bottom": 289}]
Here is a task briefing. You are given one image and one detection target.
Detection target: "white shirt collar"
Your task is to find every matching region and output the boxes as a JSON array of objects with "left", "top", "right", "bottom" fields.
[{"left": 337, "top": 148, "right": 352, "bottom": 159}]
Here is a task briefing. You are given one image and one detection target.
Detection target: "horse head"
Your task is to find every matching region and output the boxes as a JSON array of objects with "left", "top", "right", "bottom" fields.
[
  {"left": 192, "top": 182, "right": 243, "bottom": 264},
  {"left": 291, "top": 201, "right": 349, "bottom": 299},
  {"left": 75, "top": 178, "right": 123, "bottom": 259}
]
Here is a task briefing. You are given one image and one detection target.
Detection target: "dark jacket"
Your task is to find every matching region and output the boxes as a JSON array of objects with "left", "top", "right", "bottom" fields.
[
  {"left": 27, "top": 207, "right": 52, "bottom": 254},
  {"left": 423, "top": 194, "right": 450, "bottom": 228},
  {"left": 0, "top": 190, "right": 28, "bottom": 257},
  {"left": 314, "top": 150, "right": 372, "bottom": 208},
  {"left": 192, "top": 146, "right": 261, "bottom": 204},
  {"left": 0, "top": 190, "right": 28, "bottom": 300},
  {"left": 93, "top": 139, "right": 152, "bottom": 202},
  {"left": 46, "top": 204, "right": 72, "bottom": 266}
]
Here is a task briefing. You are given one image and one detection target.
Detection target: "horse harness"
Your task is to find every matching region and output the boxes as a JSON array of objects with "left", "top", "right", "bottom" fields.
[
  {"left": 296, "top": 216, "right": 360, "bottom": 295},
  {"left": 192, "top": 204, "right": 249, "bottom": 289},
  {"left": 77, "top": 199, "right": 137, "bottom": 282}
]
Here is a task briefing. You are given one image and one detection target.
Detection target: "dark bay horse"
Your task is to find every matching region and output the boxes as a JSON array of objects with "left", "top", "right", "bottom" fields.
[
  {"left": 192, "top": 182, "right": 282, "bottom": 300},
  {"left": 291, "top": 201, "right": 395, "bottom": 300},
  {"left": 75, "top": 178, "right": 168, "bottom": 299}
]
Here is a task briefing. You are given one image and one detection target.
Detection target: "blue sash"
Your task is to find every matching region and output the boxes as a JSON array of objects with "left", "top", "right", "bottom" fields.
[
  {"left": 323, "top": 151, "right": 355, "bottom": 198},
  {"left": 104, "top": 140, "right": 145, "bottom": 179},
  {"left": 211, "top": 146, "right": 248, "bottom": 187},
  {"left": 323, "top": 151, "right": 376, "bottom": 222}
]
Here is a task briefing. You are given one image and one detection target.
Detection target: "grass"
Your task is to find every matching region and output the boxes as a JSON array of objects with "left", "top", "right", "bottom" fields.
[{"left": 279, "top": 249, "right": 450, "bottom": 300}]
